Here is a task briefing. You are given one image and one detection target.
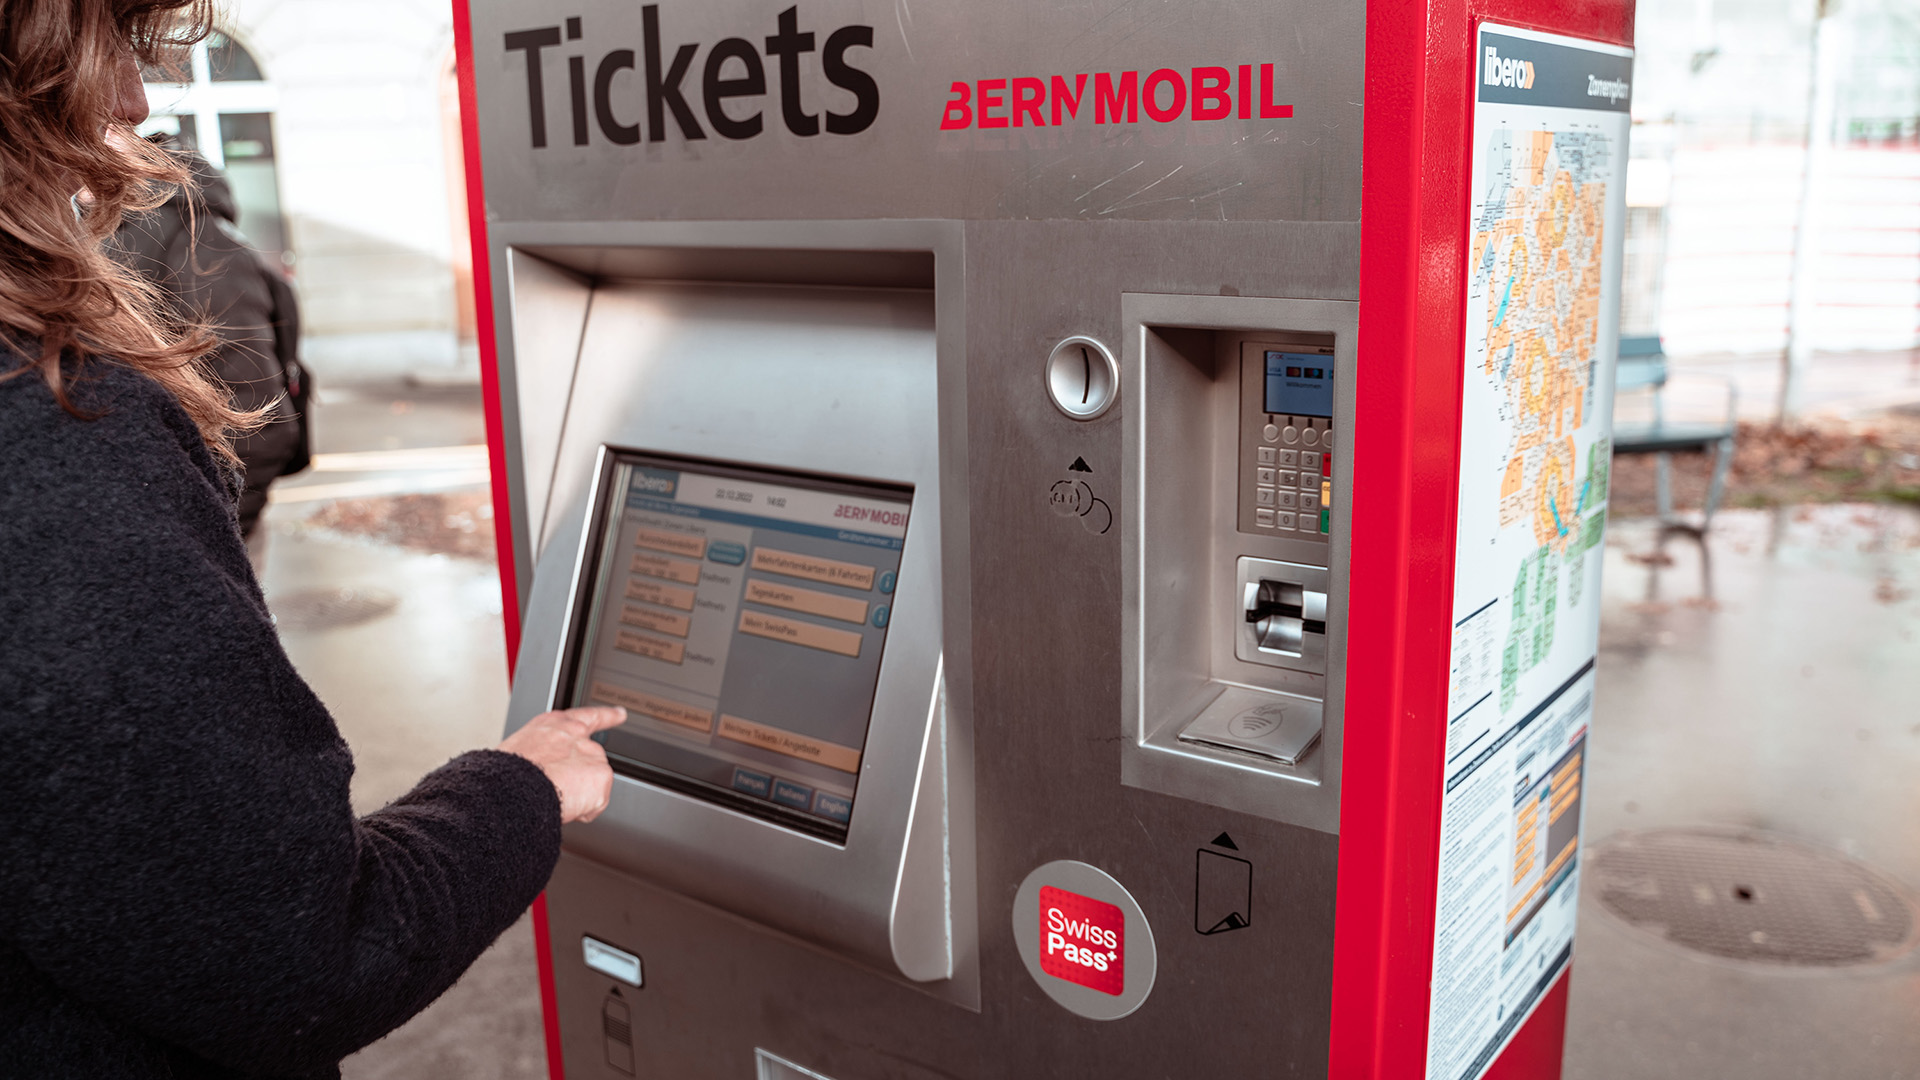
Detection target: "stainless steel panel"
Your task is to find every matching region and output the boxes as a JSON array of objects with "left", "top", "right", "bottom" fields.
[
  {"left": 503, "top": 250, "right": 594, "bottom": 573},
  {"left": 466, "top": 1, "right": 1366, "bottom": 225},
  {"left": 505, "top": 268, "right": 968, "bottom": 992},
  {"left": 756, "top": 1050, "right": 836, "bottom": 1080},
  {"left": 952, "top": 221, "right": 1341, "bottom": 1074},
  {"left": 537, "top": 280, "right": 936, "bottom": 551},
  {"left": 1119, "top": 293, "right": 1358, "bottom": 835},
  {"left": 508, "top": 218, "right": 1350, "bottom": 1078},
  {"left": 472, "top": 0, "right": 1377, "bottom": 1027}
]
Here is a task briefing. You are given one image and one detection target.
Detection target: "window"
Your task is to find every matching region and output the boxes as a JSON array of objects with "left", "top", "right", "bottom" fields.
[{"left": 138, "top": 32, "right": 288, "bottom": 262}]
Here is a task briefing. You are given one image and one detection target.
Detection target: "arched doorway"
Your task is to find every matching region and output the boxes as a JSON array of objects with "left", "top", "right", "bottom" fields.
[{"left": 139, "top": 31, "right": 289, "bottom": 266}]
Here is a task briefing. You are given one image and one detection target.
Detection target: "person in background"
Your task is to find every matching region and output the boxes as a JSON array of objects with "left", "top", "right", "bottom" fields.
[
  {"left": 0, "top": 3, "right": 622, "bottom": 1077},
  {"left": 113, "top": 140, "right": 304, "bottom": 555}
]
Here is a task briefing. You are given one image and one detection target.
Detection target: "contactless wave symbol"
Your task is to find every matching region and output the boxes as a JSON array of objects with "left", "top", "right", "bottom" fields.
[{"left": 1049, "top": 458, "right": 1112, "bottom": 535}]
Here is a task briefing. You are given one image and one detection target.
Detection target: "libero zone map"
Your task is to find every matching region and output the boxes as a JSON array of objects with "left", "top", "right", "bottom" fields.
[{"left": 1468, "top": 128, "right": 1613, "bottom": 715}]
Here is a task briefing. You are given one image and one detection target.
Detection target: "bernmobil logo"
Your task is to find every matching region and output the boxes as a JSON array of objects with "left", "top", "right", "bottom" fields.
[
  {"left": 504, "top": 6, "right": 878, "bottom": 150},
  {"left": 940, "top": 64, "right": 1292, "bottom": 130},
  {"left": 631, "top": 468, "right": 678, "bottom": 495},
  {"left": 1039, "top": 886, "right": 1125, "bottom": 996},
  {"left": 1483, "top": 44, "right": 1536, "bottom": 90},
  {"left": 833, "top": 503, "right": 909, "bottom": 529}
]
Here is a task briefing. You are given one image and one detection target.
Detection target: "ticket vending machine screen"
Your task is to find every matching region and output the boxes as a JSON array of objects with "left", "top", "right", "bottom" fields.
[{"left": 559, "top": 450, "right": 912, "bottom": 843}]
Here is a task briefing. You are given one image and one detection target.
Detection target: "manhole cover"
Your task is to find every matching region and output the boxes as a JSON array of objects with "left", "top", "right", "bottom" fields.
[
  {"left": 1590, "top": 829, "right": 1916, "bottom": 967},
  {"left": 272, "top": 587, "right": 400, "bottom": 632}
]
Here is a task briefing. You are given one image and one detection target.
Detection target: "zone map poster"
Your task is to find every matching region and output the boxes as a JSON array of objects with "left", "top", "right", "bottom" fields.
[{"left": 1425, "top": 23, "right": 1631, "bottom": 1080}]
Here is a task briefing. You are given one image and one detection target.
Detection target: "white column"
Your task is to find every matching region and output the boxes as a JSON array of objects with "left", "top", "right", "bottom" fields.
[
  {"left": 1780, "top": 1, "right": 1841, "bottom": 421},
  {"left": 190, "top": 41, "right": 225, "bottom": 169}
]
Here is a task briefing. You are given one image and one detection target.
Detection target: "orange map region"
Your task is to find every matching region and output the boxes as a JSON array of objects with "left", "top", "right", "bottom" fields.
[
  {"left": 1512, "top": 801, "right": 1541, "bottom": 884},
  {"left": 1507, "top": 837, "right": 1580, "bottom": 925},
  {"left": 1478, "top": 128, "right": 1607, "bottom": 555},
  {"left": 1548, "top": 756, "right": 1583, "bottom": 824},
  {"left": 588, "top": 681, "right": 714, "bottom": 733}
]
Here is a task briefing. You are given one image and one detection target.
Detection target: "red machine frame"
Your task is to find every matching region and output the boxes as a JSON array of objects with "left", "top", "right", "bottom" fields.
[{"left": 452, "top": 1, "right": 1635, "bottom": 1076}]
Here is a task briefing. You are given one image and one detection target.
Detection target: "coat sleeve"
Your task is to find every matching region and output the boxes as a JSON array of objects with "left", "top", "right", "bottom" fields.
[{"left": 0, "top": 370, "right": 562, "bottom": 1075}]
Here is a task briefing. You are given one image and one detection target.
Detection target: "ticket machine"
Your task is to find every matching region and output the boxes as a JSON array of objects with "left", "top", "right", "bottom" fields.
[{"left": 457, "top": 1, "right": 1635, "bottom": 1077}]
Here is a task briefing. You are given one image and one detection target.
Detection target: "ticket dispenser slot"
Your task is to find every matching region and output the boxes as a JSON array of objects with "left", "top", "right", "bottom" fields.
[
  {"left": 1237, "top": 558, "right": 1331, "bottom": 668},
  {"left": 1120, "top": 293, "right": 1357, "bottom": 835}
]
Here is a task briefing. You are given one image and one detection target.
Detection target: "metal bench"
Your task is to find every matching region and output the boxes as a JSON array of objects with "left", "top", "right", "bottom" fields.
[{"left": 1610, "top": 335, "right": 1738, "bottom": 535}]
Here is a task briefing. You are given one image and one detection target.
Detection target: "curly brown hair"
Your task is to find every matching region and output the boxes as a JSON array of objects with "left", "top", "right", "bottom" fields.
[{"left": 0, "top": 0, "right": 254, "bottom": 460}]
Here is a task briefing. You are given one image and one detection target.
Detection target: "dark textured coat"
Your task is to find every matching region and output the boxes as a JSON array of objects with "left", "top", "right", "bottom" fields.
[
  {"left": 112, "top": 153, "right": 302, "bottom": 533},
  {"left": 0, "top": 350, "right": 562, "bottom": 1078}
]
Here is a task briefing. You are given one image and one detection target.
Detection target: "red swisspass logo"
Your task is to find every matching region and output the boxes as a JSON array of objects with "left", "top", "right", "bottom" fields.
[{"left": 1040, "top": 886, "right": 1124, "bottom": 996}]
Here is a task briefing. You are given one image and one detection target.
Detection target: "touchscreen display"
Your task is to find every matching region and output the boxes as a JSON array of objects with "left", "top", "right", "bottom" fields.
[
  {"left": 1264, "top": 350, "right": 1335, "bottom": 418},
  {"left": 562, "top": 450, "right": 911, "bottom": 842}
]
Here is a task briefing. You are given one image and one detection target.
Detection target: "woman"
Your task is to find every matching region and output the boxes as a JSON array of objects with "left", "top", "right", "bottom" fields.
[{"left": 0, "top": 3, "right": 623, "bottom": 1076}]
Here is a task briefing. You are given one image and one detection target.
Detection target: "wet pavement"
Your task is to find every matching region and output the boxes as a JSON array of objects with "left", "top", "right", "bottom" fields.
[
  {"left": 1567, "top": 505, "right": 1920, "bottom": 1080},
  {"left": 264, "top": 377, "right": 1920, "bottom": 1079}
]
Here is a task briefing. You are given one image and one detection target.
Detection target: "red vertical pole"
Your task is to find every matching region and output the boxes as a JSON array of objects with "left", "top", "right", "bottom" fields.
[
  {"left": 1333, "top": 1, "right": 1632, "bottom": 1077},
  {"left": 1330, "top": 0, "right": 1455, "bottom": 1072}
]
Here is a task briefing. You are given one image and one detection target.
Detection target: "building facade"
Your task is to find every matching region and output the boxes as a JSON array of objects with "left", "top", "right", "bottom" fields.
[
  {"left": 140, "top": 0, "right": 474, "bottom": 379},
  {"left": 139, "top": 0, "right": 1918, "bottom": 371}
]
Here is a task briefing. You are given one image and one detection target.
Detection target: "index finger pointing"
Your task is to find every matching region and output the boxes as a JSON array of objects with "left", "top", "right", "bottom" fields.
[{"left": 565, "top": 705, "right": 629, "bottom": 733}]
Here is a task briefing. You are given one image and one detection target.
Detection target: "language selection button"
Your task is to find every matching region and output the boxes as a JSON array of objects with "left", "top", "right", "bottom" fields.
[
  {"left": 771, "top": 779, "right": 814, "bottom": 811},
  {"left": 730, "top": 768, "right": 773, "bottom": 799},
  {"left": 812, "top": 791, "right": 853, "bottom": 823}
]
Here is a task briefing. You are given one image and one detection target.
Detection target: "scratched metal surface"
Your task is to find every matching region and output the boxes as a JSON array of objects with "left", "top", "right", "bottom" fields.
[
  {"left": 470, "top": 2, "right": 1366, "bottom": 1075},
  {"left": 469, "top": 0, "right": 1365, "bottom": 224}
]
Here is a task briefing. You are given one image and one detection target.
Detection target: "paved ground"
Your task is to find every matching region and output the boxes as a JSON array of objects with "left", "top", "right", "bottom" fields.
[
  {"left": 255, "top": 367, "right": 1920, "bottom": 1080},
  {"left": 1568, "top": 507, "right": 1920, "bottom": 1080}
]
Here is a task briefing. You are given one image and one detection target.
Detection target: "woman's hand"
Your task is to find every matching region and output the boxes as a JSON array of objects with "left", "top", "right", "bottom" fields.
[{"left": 498, "top": 706, "right": 628, "bottom": 823}]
